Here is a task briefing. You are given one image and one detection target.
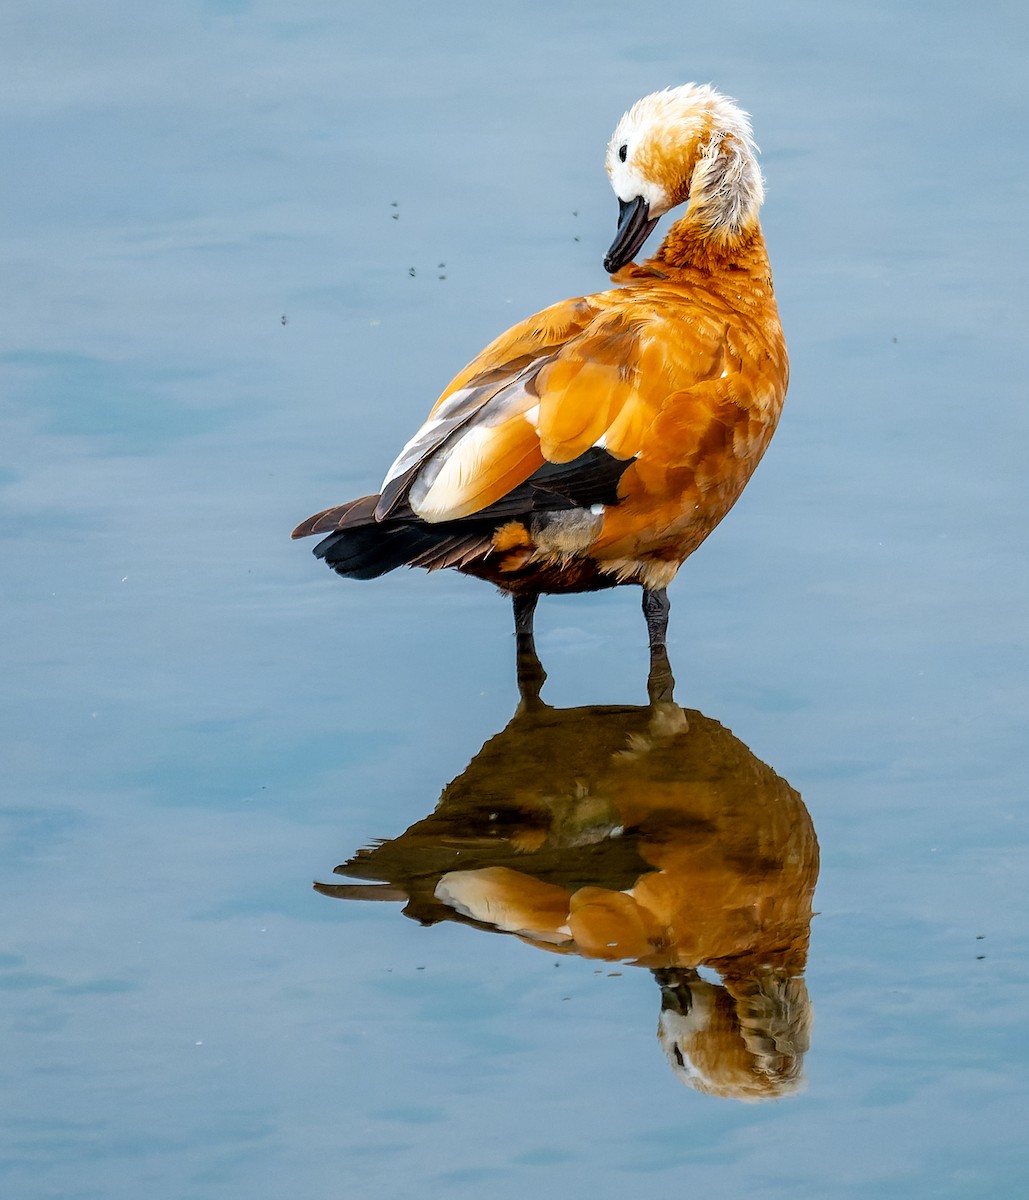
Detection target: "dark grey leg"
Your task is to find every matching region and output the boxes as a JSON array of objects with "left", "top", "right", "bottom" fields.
[
  {"left": 512, "top": 592, "right": 546, "bottom": 706},
  {"left": 642, "top": 587, "right": 676, "bottom": 704},
  {"left": 642, "top": 586, "right": 670, "bottom": 650},
  {"left": 513, "top": 591, "right": 538, "bottom": 637}
]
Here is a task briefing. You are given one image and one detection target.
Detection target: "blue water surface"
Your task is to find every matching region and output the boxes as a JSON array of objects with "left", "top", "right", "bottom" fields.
[{"left": 2, "top": 2, "right": 1028, "bottom": 1197}]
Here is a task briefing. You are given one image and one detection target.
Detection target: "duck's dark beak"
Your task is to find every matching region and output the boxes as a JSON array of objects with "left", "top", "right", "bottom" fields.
[{"left": 603, "top": 196, "right": 658, "bottom": 273}]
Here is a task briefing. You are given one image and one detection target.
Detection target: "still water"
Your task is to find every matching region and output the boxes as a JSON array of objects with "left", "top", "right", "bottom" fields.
[{"left": 2, "top": 1, "right": 1028, "bottom": 1196}]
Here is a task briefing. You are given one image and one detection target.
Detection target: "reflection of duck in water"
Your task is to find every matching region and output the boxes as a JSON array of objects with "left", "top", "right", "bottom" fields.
[{"left": 318, "top": 695, "right": 818, "bottom": 1101}]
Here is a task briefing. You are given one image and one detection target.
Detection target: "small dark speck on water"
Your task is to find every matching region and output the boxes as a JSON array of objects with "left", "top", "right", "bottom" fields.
[
  {"left": 280, "top": 314, "right": 288, "bottom": 325},
  {"left": 976, "top": 935, "right": 985, "bottom": 940},
  {"left": 408, "top": 267, "right": 416, "bottom": 277},
  {"left": 977, "top": 955, "right": 986, "bottom": 960}
]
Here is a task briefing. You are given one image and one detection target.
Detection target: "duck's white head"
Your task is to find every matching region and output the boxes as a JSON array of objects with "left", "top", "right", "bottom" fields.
[
  {"left": 603, "top": 83, "right": 765, "bottom": 271},
  {"left": 656, "top": 969, "right": 810, "bottom": 1101}
]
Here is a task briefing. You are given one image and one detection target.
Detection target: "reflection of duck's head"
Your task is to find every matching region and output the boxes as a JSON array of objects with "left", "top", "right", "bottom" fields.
[
  {"left": 656, "top": 967, "right": 811, "bottom": 1101},
  {"left": 318, "top": 699, "right": 818, "bottom": 1099}
]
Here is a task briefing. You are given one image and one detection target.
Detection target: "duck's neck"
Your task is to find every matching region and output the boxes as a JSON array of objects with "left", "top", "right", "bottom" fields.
[{"left": 651, "top": 216, "right": 767, "bottom": 276}]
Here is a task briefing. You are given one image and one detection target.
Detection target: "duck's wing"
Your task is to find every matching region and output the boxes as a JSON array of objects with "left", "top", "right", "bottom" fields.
[
  {"left": 375, "top": 296, "right": 598, "bottom": 521},
  {"left": 376, "top": 288, "right": 733, "bottom": 526}
]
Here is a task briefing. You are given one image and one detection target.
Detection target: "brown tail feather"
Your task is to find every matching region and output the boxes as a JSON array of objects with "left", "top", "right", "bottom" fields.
[
  {"left": 407, "top": 533, "right": 494, "bottom": 572},
  {"left": 291, "top": 494, "right": 379, "bottom": 539}
]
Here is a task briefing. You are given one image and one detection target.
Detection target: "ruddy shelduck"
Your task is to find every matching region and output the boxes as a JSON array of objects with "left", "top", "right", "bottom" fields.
[{"left": 293, "top": 84, "right": 788, "bottom": 696}]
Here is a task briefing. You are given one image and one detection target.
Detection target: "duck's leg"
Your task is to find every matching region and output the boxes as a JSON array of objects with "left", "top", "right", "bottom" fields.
[
  {"left": 642, "top": 586, "right": 676, "bottom": 704},
  {"left": 512, "top": 592, "right": 546, "bottom": 706}
]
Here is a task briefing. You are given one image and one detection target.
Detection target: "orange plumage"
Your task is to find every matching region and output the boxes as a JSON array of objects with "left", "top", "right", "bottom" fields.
[{"left": 293, "top": 84, "right": 788, "bottom": 687}]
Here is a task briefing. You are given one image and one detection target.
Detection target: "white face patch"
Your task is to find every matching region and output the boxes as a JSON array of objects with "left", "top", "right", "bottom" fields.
[
  {"left": 607, "top": 154, "right": 672, "bottom": 215},
  {"left": 657, "top": 984, "right": 718, "bottom": 1088}
]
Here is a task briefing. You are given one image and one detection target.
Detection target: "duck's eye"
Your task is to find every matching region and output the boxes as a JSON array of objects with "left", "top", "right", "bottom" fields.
[{"left": 618, "top": 143, "right": 628, "bottom": 163}]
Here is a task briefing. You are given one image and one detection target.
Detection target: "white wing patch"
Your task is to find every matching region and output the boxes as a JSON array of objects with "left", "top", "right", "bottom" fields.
[
  {"left": 380, "top": 361, "right": 544, "bottom": 499},
  {"left": 399, "top": 373, "right": 542, "bottom": 521},
  {"left": 380, "top": 386, "right": 479, "bottom": 490},
  {"left": 434, "top": 869, "right": 572, "bottom": 944},
  {"left": 410, "top": 425, "right": 497, "bottom": 521}
]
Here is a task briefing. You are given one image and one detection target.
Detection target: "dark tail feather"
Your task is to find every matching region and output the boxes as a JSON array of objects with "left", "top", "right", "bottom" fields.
[
  {"left": 291, "top": 494, "right": 379, "bottom": 540},
  {"left": 309, "top": 515, "right": 492, "bottom": 582},
  {"left": 296, "top": 490, "right": 496, "bottom": 579},
  {"left": 313, "top": 523, "right": 438, "bottom": 579}
]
